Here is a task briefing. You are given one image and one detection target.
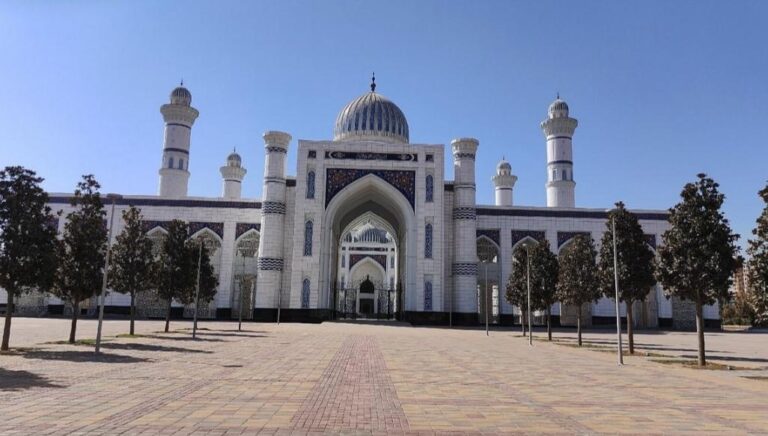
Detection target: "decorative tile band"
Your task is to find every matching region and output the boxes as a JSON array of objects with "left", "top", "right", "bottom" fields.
[
  {"left": 511, "top": 230, "right": 546, "bottom": 247},
  {"left": 453, "top": 262, "right": 478, "bottom": 276},
  {"left": 453, "top": 207, "right": 477, "bottom": 220},
  {"left": 142, "top": 220, "right": 172, "bottom": 233},
  {"left": 325, "top": 150, "right": 418, "bottom": 162},
  {"left": 476, "top": 229, "right": 500, "bottom": 246},
  {"left": 236, "top": 222, "right": 261, "bottom": 239},
  {"left": 454, "top": 153, "right": 476, "bottom": 160},
  {"left": 478, "top": 207, "right": 669, "bottom": 221},
  {"left": 557, "top": 231, "right": 591, "bottom": 248},
  {"left": 257, "top": 257, "right": 283, "bottom": 271},
  {"left": 189, "top": 221, "right": 224, "bottom": 238},
  {"left": 262, "top": 201, "right": 286, "bottom": 215},
  {"left": 266, "top": 146, "right": 287, "bottom": 154},
  {"left": 325, "top": 168, "right": 415, "bottom": 210},
  {"left": 349, "top": 254, "right": 388, "bottom": 270},
  {"left": 50, "top": 196, "right": 261, "bottom": 210}
]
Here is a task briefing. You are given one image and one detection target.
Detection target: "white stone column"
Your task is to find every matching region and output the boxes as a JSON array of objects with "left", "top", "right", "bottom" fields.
[
  {"left": 541, "top": 97, "right": 578, "bottom": 208},
  {"left": 158, "top": 86, "right": 199, "bottom": 197},
  {"left": 451, "top": 138, "right": 479, "bottom": 318},
  {"left": 255, "top": 131, "right": 291, "bottom": 310}
]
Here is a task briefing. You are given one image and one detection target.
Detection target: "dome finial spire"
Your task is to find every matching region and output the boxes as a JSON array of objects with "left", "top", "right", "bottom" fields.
[
  {"left": 556, "top": 91, "right": 560, "bottom": 99},
  {"left": 180, "top": 78, "right": 184, "bottom": 87},
  {"left": 370, "top": 72, "right": 376, "bottom": 92}
]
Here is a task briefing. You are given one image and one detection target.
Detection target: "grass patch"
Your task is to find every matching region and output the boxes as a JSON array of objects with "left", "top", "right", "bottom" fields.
[{"left": 649, "top": 358, "right": 749, "bottom": 371}]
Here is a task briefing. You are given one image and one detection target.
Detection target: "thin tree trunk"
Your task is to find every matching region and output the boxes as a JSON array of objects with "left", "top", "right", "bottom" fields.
[
  {"left": 129, "top": 292, "right": 135, "bottom": 336},
  {"left": 164, "top": 299, "right": 172, "bottom": 333},
  {"left": 1, "top": 290, "right": 14, "bottom": 351},
  {"left": 577, "top": 304, "right": 582, "bottom": 347},
  {"left": 546, "top": 306, "right": 552, "bottom": 341},
  {"left": 69, "top": 300, "right": 79, "bottom": 343},
  {"left": 521, "top": 309, "right": 526, "bottom": 336},
  {"left": 626, "top": 299, "right": 634, "bottom": 354},
  {"left": 696, "top": 299, "right": 706, "bottom": 366}
]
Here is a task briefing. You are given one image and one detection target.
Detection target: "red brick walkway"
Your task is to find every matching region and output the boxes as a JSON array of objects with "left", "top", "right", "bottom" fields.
[{"left": 290, "top": 335, "right": 410, "bottom": 432}]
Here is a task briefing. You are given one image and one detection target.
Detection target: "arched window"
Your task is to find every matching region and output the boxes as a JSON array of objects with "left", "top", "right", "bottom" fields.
[
  {"left": 424, "top": 281, "right": 433, "bottom": 311},
  {"left": 425, "top": 223, "right": 433, "bottom": 258},
  {"left": 562, "top": 169, "right": 567, "bottom": 181},
  {"left": 425, "top": 174, "right": 434, "bottom": 203},
  {"left": 306, "top": 171, "right": 315, "bottom": 199},
  {"left": 341, "top": 254, "right": 345, "bottom": 268},
  {"left": 168, "top": 157, "right": 174, "bottom": 169},
  {"left": 390, "top": 256, "right": 395, "bottom": 269},
  {"left": 303, "top": 220, "right": 313, "bottom": 256},
  {"left": 301, "top": 279, "right": 310, "bottom": 309},
  {"left": 552, "top": 169, "right": 556, "bottom": 180}
]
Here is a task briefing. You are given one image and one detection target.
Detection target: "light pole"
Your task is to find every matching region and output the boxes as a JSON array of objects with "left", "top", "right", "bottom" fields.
[
  {"left": 526, "top": 244, "right": 533, "bottom": 346},
  {"left": 483, "top": 260, "right": 489, "bottom": 336},
  {"left": 611, "top": 213, "right": 624, "bottom": 365},
  {"left": 95, "top": 193, "right": 122, "bottom": 354},
  {"left": 192, "top": 239, "right": 203, "bottom": 339}
]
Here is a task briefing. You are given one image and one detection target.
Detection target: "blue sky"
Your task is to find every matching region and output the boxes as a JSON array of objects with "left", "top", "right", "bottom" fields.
[{"left": 0, "top": 1, "right": 766, "bottom": 245}]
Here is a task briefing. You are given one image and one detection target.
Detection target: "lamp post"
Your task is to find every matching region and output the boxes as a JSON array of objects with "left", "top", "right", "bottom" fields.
[
  {"left": 482, "top": 260, "right": 489, "bottom": 336},
  {"left": 95, "top": 193, "right": 122, "bottom": 354},
  {"left": 610, "top": 212, "right": 624, "bottom": 365},
  {"left": 192, "top": 239, "right": 203, "bottom": 339}
]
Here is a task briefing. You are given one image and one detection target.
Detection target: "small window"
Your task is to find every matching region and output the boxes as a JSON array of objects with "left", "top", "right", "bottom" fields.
[
  {"left": 424, "top": 281, "right": 433, "bottom": 311},
  {"left": 341, "top": 255, "right": 345, "bottom": 268},
  {"left": 301, "top": 279, "right": 310, "bottom": 309},
  {"left": 169, "top": 157, "right": 174, "bottom": 169},
  {"left": 390, "top": 256, "right": 394, "bottom": 269},
  {"left": 306, "top": 171, "right": 315, "bottom": 199},
  {"left": 303, "top": 221, "right": 313, "bottom": 256},
  {"left": 179, "top": 158, "right": 184, "bottom": 170},
  {"left": 425, "top": 175, "right": 434, "bottom": 203},
  {"left": 552, "top": 169, "right": 556, "bottom": 180},
  {"left": 425, "top": 223, "right": 433, "bottom": 259}
]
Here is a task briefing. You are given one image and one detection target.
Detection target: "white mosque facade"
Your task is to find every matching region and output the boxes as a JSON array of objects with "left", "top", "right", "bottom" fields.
[{"left": 2, "top": 81, "right": 719, "bottom": 329}]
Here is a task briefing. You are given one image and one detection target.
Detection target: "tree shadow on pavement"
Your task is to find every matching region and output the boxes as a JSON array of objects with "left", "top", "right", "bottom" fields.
[
  {"left": 0, "top": 368, "right": 63, "bottom": 391},
  {"left": 99, "top": 343, "right": 213, "bottom": 354},
  {"left": 143, "top": 335, "right": 224, "bottom": 342},
  {"left": 18, "top": 349, "right": 150, "bottom": 363},
  {"left": 678, "top": 354, "right": 768, "bottom": 364},
  {"left": 191, "top": 332, "right": 268, "bottom": 338}
]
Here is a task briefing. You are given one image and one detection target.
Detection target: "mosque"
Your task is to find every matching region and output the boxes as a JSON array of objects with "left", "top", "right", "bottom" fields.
[{"left": 3, "top": 78, "right": 719, "bottom": 329}]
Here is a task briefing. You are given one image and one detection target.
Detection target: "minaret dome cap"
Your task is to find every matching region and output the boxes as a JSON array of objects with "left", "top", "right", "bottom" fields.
[
  {"left": 170, "top": 85, "right": 192, "bottom": 106},
  {"left": 548, "top": 96, "right": 569, "bottom": 118},
  {"left": 496, "top": 159, "right": 512, "bottom": 175},
  {"left": 226, "top": 150, "right": 242, "bottom": 167}
]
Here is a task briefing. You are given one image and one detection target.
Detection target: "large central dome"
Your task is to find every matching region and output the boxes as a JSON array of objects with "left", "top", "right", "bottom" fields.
[{"left": 333, "top": 80, "right": 409, "bottom": 144}]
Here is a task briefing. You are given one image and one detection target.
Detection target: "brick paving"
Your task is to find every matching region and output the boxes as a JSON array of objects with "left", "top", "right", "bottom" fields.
[{"left": 0, "top": 318, "right": 766, "bottom": 435}]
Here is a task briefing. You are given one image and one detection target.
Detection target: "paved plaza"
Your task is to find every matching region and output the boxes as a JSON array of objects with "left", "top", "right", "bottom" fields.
[{"left": 1, "top": 318, "right": 767, "bottom": 435}]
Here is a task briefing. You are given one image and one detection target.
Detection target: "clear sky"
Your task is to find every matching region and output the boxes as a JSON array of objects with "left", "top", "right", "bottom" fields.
[{"left": 1, "top": 1, "right": 766, "bottom": 246}]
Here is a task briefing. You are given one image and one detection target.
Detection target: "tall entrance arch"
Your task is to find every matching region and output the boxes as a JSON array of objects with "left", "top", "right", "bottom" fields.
[{"left": 319, "top": 174, "right": 417, "bottom": 319}]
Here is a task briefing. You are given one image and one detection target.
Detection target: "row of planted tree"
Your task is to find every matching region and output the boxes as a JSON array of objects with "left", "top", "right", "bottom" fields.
[
  {"left": 504, "top": 173, "right": 768, "bottom": 367},
  {"left": 0, "top": 167, "right": 219, "bottom": 351},
  {"left": 2, "top": 166, "right": 767, "bottom": 366}
]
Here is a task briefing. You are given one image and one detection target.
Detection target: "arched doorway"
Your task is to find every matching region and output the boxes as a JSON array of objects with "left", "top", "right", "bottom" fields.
[
  {"left": 320, "top": 174, "right": 416, "bottom": 320},
  {"left": 477, "top": 236, "right": 501, "bottom": 324}
]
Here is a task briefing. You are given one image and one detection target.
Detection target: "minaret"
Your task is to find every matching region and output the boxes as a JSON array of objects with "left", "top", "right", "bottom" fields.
[
  {"left": 492, "top": 158, "right": 517, "bottom": 206},
  {"left": 219, "top": 149, "right": 247, "bottom": 199},
  {"left": 158, "top": 83, "right": 199, "bottom": 197},
  {"left": 255, "top": 131, "right": 291, "bottom": 313},
  {"left": 540, "top": 95, "right": 578, "bottom": 208},
  {"left": 451, "top": 137, "right": 479, "bottom": 317}
]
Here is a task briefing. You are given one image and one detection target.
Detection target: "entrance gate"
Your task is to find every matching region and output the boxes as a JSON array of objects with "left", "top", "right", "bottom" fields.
[{"left": 336, "top": 287, "right": 396, "bottom": 320}]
